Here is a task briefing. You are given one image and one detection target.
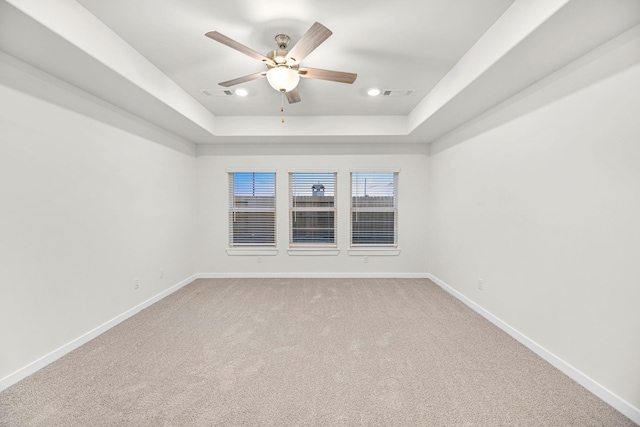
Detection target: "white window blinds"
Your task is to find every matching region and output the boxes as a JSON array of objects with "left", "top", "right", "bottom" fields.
[
  {"left": 289, "top": 172, "right": 337, "bottom": 246},
  {"left": 351, "top": 172, "right": 398, "bottom": 247},
  {"left": 228, "top": 172, "right": 276, "bottom": 247}
]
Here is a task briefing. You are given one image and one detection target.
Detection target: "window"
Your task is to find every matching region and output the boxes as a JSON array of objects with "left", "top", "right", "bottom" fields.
[
  {"left": 351, "top": 172, "right": 398, "bottom": 247},
  {"left": 289, "top": 172, "right": 337, "bottom": 246},
  {"left": 228, "top": 172, "right": 276, "bottom": 247}
]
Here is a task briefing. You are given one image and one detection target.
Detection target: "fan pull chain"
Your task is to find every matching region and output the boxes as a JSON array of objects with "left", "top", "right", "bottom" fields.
[{"left": 280, "top": 92, "right": 285, "bottom": 124}]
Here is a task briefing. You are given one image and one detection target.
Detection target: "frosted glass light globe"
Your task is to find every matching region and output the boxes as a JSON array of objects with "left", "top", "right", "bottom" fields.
[{"left": 267, "top": 67, "right": 300, "bottom": 92}]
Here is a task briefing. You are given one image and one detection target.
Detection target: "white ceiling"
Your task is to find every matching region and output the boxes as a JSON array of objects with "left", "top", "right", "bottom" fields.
[
  {"left": 73, "top": 0, "right": 515, "bottom": 117},
  {"left": 1, "top": 0, "right": 639, "bottom": 145}
]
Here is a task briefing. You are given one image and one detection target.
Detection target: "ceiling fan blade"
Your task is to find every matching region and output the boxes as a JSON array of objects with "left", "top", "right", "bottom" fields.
[
  {"left": 205, "top": 31, "right": 275, "bottom": 66},
  {"left": 219, "top": 72, "right": 266, "bottom": 87},
  {"left": 298, "top": 68, "right": 357, "bottom": 84},
  {"left": 285, "top": 22, "right": 332, "bottom": 63},
  {"left": 285, "top": 88, "right": 301, "bottom": 104}
]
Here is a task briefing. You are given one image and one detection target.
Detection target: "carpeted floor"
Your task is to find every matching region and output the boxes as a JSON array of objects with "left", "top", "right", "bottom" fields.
[{"left": 0, "top": 278, "right": 635, "bottom": 426}]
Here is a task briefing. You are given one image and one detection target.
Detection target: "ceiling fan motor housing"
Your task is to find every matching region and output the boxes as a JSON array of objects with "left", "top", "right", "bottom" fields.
[
  {"left": 274, "top": 34, "right": 290, "bottom": 49},
  {"left": 266, "top": 49, "right": 299, "bottom": 68}
]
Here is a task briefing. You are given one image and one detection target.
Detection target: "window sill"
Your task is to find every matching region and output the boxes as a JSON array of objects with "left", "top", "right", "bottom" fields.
[
  {"left": 287, "top": 248, "right": 340, "bottom": 256},
  {"left": 226, "top": 248, "right": 279, "bottom": 256},
  {"left": 348, "top": 248, "right": 401, "bottom": 256}
]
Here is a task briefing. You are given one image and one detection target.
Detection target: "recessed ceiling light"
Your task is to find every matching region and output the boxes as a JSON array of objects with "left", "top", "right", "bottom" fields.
[
  {"left": 367, "top": 88, "right": 381, "bottom": 96},
  {"left": 235, "top": 88, "right": 248, "bottom": 97}
]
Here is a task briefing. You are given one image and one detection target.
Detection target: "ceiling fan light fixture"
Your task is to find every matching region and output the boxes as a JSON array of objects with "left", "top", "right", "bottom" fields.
[
  {"left": 267, "top": 66, "right": 300, "bottom": 93},
  {"left": 206, "top": 22, "right": 357, "bottom": 105}
]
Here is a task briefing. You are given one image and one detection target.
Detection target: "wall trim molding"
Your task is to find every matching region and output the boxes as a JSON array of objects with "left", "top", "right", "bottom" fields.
[
  {"left": 286, "top": 249, "right": 341, "bottom": 256},
  {"left": 198, "top": 272, "right": 430, "bottom": 279},
  {"left": 0, "top": 274, "right": 198, "bottom": 393},
  {"left": 226, "top": 248, "right": 279, "bottom": 256},
  {"left": 426, "top": 273, "right": 640, "bottom": 425},
  {"left": 347, "top": 249, "right": 401, "bottom": 256}
]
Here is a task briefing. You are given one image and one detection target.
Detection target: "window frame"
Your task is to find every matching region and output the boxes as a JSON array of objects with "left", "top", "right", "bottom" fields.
[
  {"left": 350, "top": 171, "right": 399, "bottom": 248},
  {"left": 289, "top": 171, "right": 338, "bottom": 248},
  {"left": 228, "top": 171, "right": 277, "bottom": 248}
]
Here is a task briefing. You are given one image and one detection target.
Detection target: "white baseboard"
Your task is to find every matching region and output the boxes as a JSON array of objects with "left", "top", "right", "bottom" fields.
[
  {"left": 426, "top": 273, "right": 640, "bottom": 425},
  {"left": 198, "top": 272, "right": 430, "bottom": 279},
  {"left": 0, "top": 274, "right": 198, "bottom": 393}
]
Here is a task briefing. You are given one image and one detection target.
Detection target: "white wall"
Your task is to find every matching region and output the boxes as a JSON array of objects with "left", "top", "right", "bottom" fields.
[
  {"left": 196, "top": 144, "right": 429, "bottom": 276},
  {"left": 0, "top": 60, "right": 198, "bottom": 382},
  {"left": 427, "top": 28, "right": 640, "bottom": 411}
]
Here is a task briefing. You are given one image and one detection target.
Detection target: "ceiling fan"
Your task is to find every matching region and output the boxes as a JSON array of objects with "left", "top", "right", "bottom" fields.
[{"left": 205, "top": 22, "right": 357, "bottom": 104}]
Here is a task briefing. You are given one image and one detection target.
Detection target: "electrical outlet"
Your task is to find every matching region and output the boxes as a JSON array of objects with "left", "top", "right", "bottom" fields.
[
  {"left": 160, "top": 269, "right": 164, "bottom": 279},
  {"left": 134, "top": 278, "right": 140, "bottom": 290},
  {"left": 478, "top": 278, "right": 484, "bottom": 291},
  {"left": 364, "top": 256, "right": 369, "bottom": 264},
  {"left": 257, "top": 256, "right": 262, "bottom": 263}
]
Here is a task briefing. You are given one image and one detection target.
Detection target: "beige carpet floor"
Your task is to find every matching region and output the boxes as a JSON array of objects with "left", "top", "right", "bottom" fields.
[{"left": 0, "top": 278, "right": 635, "bottom": 426}]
